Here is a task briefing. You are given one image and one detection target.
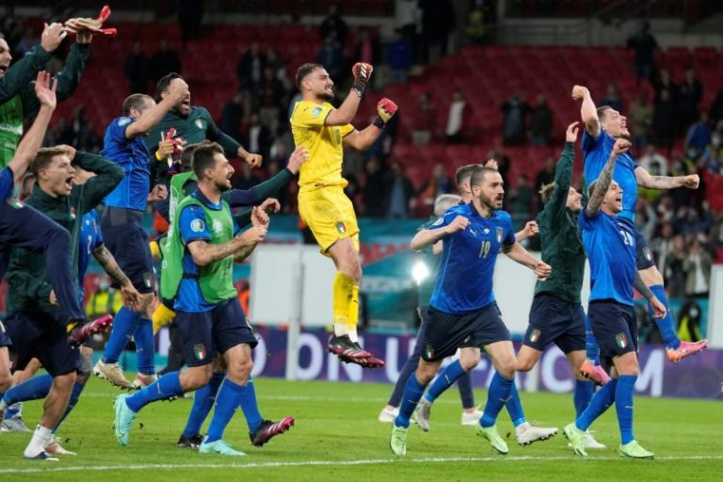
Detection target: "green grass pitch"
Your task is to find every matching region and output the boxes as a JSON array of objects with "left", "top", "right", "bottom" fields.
[{"left": 0, "top": 376, "right": 721, "bottom": 481}]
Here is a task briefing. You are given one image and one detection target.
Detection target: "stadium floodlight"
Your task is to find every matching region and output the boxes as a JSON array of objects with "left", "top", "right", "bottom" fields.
[{"left": 412, "top": 261, "right": 430, "bottom": 286}]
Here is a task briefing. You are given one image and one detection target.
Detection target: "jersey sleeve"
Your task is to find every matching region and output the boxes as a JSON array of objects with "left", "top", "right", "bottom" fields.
[
  {"left": 93, "top": 213, "right": 104, "bottom": 247},
  {"left": 578, "top": 209, "right": 599, "bottom": 231},
  {"left": 108, "top": 117, "right": 133, "bottom": 144},
  {"left": 502, "top": 213, "right": 516, "bottom": 246},
  {"left": 340, "top": 123, "right": 355, "bottom": 137},
  {"left": 580, "top": 130, "right": 601, "bottom": 155},
  {"left": 232, "top": 217, "right": 241, "bottom": 236},
  {"left": 427, "top": 207, "right": 460, "bottom": 231},
  {"left": 292, "top": 102, "right": 334, "bottom": 128},
  {"left": 0, "top": 167, "right": 14, "bottom": 201},
  {"left": 179, "top": 205, "right": 212, "bottom": 245}
]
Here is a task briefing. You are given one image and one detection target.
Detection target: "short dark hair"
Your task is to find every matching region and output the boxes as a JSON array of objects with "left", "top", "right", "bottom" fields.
[
  {"left": 597, "top": 105, "right": 612, "bottom": 123},
  {"left": 192, "top": 142, "right": 224, "bottom": 180},
  {"left": 470, "top": 167, "right": 498, "bottom": 188},
  {"left": 31, "top": 147, "right": 68, "bottom": 179},
  {"left": 295, "top": 63, "right": 323, "bottom": 89},
  {"left": 455, "top": 164, "right": 481, "bottom": 189},
  {"left": 180, "top": 143, "right": 201, "bottom": 170},
  {"left": 122, "top": 94, "right": 152, "bottom": 116},
  {"left": 155, "top": 72, "right": 183, "bottom": 102}
]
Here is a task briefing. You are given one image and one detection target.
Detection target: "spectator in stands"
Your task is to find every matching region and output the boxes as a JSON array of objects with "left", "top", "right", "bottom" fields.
[
  {"left": 234, "top": 162, "right": 263, "bottom": 191},
  {"left": 534, "top": 155, "right": 555, "bottom": 212},
  {"left": 236, "top": 43, "right": 266, "bottom": 92},
  {"left": 64, "top": 105, "right": 100, "bottom": 153},
  {"left": 418, "top": 163, "right": 453, "bottom": 214},
  {"left": 529, "top": 94, "right": 552, "bottom": 146},
  {"left": 388, "top": 31, "right": 413, "bottom": 84},
  {"left": 241, "top": 113, "right": 272, "bottom": 163},
  {"left": 419, "top": 0, "right": 454, "bottom": 64},
  {"left": 150, "top": 39, "right": 182, "bottom": 83},
  {"left": 636, "top": 197, "right": 658, "bottom": 241},
  {"left": 664, "top": 235, "right": 687, "bottom": 298},
  {"left": 501, "top": 93, "right": 529, "bottom": 146},
  {"left": 627, "top": 21, "right": 658, "bottom": 82},
  {"left": 702, "top": 131, "right": 723, "bottom": 175},
  {"left": 628, "top": 91, "right": 654, "bottom": 149},
  {"left": 677, "top": 299, "right": 704, "bottom": 342},
  {"left": 179, "top": 0, "right": 204, "bottom": 46},
  {"left": 354, "top": 28, "right": 380, "bottom": 72},
  {"left": 316, "top": 36, "right": 344, "bottom": 80},
  {"left": 386, "top": 162, "right": 415, "bottom": 220},
  {"left": 124, "top": 40, "right": 150, "bottom": 94},
  {"left": 678, "top": 68, "right": 703, "bottom": 132},
  {"left": 412, "top": 92, "right": 436, "bottom": 146},
  {"left": 259, "top": 66, "right": 289, "bottom": 126},
  {"left": 509, "top": 174, "right": 533, "bottom": 230},
  {"left": 710, "top": 89, "right": 723, "bottom": 125},
  {"left": 445, "top": 89, "right": 467, "bottom": 143},
  {"left": 220, "top": 92, "right": 245, "bottom": 142},
  {"left": 653, "top": 68, "right": 677, "bottom": 103},
  {"left": 395, "top": 0, "right": 420, "bottom": 62},
  {"left": 601, "top": 82, "right": 624, "bottom": 113},
  {"left": 639, "top": 144, "right": 668, "bottom": 177},
  {"left": 651, "top": 222, "right": 675, "bottom": 274},
  {"left": 320, "top": 4, "right": 348, "bottom": 47},
  {"left": 488, "top": 144, "right": 511, "bottom": 191},
  {"left": 653, "top": 89, "right": 676, "bottom": 150},
  {"left": 683, "top": 236, "right": 712, "bottom": 297},
  {"left": 685, "top": 111, "right": 712, "bottom": 154},
  {"left": 466, "top": 0, "right": 495, "bottom": 45},
  {"left": 13, "top": 26, "right": 38, "bottom": 57},
  {"left": 362, "top": 157, "right": 388, "bottom": 217}
]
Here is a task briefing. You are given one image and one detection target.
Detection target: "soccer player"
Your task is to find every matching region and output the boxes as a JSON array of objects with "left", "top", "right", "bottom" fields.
[
  {"left": 389, "top": 167, "right": 551, "bottom": 456},
  {"left": 291, "top": 62, "right": 397, "bottom": 367},
  {"left": 572, "top": 85, "right": 706, "bottom": 363},
  {"left": 409, "top": 162, "right": 556, "bottom": 447},
  {"left": 379, "top": 194, "right": 482, "bottom": 426},
  {"left": 2, "top": 136, "right": 124, "bottom": 460},
  {"left": 564, "top": 137, "right": 665, "bottom": 459},
  {"left": 1, "top": 25, "right": 92, "bottom": 165},
  {"left": 93, "top": 78, "right": 190, "bottom": 389},
  {"left": 113, "top": 142, "right": 293, "bottom": 455}
]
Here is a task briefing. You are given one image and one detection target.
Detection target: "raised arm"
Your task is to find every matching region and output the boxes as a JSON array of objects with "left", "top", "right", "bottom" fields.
[
  {"left": 7, "top": 72, "right": 56, "bottom": 180},
  {"left": 343, "top": 98, "right": 397, "bottom": 151},
  {"left": 586, "top": 138, "right": 630, "bottom": 217},
  {"left": 326, "top": 63, "right": 372, "bottom": 126},
  {"left": 410, "top": 215, "right": 468, "bottom": 251},
  {"left": 634, "top": 167, "right": 700, "bottom": 190},
  {"left": 125, "top": 78, "right": 188, "bottom": 139},
  {"left": 572, "top": 85, "right": 601, "bottom": 138},
  {"left": 503, "top": 242, "right": 552, "bottom": 281}
]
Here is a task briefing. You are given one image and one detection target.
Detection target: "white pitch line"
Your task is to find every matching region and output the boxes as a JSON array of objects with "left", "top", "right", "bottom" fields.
[{"left": 0, "top": 454, "right": 721, "bottom": 475}]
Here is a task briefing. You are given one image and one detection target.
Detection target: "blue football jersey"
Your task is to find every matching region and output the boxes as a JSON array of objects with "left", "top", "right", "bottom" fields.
[
  {"left": 101, "top": 116, "right": 151, "bottom": 211},
  {"left": 582, "top": 129, "right": 639, "bottom": 222},
  {"left": 78, "top": 209, "right": 103, "bottom": 301},
  {"left": 429, "top": 203, "right": 516, "bottom": 314},
  {"left": 0, "top": 167, "right": 13, "bottom": 202},
  {"left": 579, "top": 210, "right": 636, "bottom": 306}
]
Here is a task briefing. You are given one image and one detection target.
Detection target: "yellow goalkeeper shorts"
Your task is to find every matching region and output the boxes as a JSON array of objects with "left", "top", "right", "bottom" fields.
[{"left": 298, "top": 185, "right": 359, "bottom": 255}]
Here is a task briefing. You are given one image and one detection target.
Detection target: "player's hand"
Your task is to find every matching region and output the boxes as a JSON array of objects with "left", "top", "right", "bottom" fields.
[
  {"left": 34, "top": 71, "right": 58, "bottom": 110},
  {"left": 287, "top": 146, "right": 309, "bottom": 174},
  {"left": 682, "top": 174, "right": 700, "bottom": 189},
  {"left": 565, "top": 121, "right": 580, "bottom": 142},
  {"left": 147, "top": 184, "right": 168, "bottom": 202},
  {"left": 56, "top": 144, "right": 76, "bottom": 161},
  {"left": 522, "top": 220, "right": 539, "bottom": 238},
  {"left": 445, "top": 215, "right": 470, "bottom": 234},
  {"left": 157, "top": 139, "right": 176, "bottom": 157},
  {"left": 251, "top": 206, "right": 270, "bottom": 228},
  {"left": 352, "top": 62, "right": 373, "bottom": 97},
  {"left": 238, "top": 226, "right": 267, "bottom": 246},
  {"left": 650, "top": 296, "right": 667, "bottom": 319},
  {"left": 243, "top": 152, "right": 263, "bottom": 168},
  {"left": 571, "top": 85, "right": 590, "bottom": 101},
  {"left": 120, "top": 283, "right": 141, "bottom": 312},
  {"left": 612, "top": 138, "right": 631, "bottom": 156},
  {"left": 484, "top": 158, "right": 498, "bottom": 170},
  {"left": 49, "top": 290, "right": 58, "bottom": 305},
  {"left": 76, "top": 29, "right": 93, "bottom": 44},
  {"left": 533, "top": 260, "right": 552, "bottom": 281},
  {"left": 168, "top": 77, "right": 190, "bottom": 103},
  {"left": 41, "top": 23, "right": 66, "bottom": 52},
  {"left": 258, "top": 198, "right": 280, "bottom": 214},
  {"left": 376, "top": 98, "right": 398, "bottom": 125}
]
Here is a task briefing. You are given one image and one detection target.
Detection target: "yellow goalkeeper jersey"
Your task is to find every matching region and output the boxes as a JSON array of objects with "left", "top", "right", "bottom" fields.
[{"left": 290, "top": 100, "right": 355, "bottom": 192}]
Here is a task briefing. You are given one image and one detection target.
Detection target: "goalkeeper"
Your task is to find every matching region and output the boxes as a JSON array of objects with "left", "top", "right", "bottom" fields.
[{"left": 290, "top": 62, "right": 397, "bottom": 368}]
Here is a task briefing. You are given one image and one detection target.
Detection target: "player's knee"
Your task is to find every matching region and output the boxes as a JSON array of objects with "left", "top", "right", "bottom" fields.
[
  {"left": 229, "top": 356, "right": 253, "bottom": 381},
  {"left": 0, "top": 371, "right": 12, "bottom": 392},
  {"left": 459, "top": 352, "right": 481, "bottom": 372},
  {"left": 183, "top": 365, "right": 213, "bottom": 390},
  {"left": 497, "top": 359, "right": 516, "bottom": 379},
  {"left": 415, "top": 363, "right": 436, "bottom": 384},
  {"left": 516, "top": 357, "right": 535, "bottom": 373},
  {"left": 54, "top": 372, "right": 77, "bottom": 392}
]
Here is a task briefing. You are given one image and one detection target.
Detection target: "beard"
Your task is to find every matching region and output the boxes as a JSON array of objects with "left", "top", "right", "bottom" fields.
[
  {"left": 316, "top": 88, "right": 335, "bottom": 102},
  {"left": 215, "top": 178, "right": 231, "bottom": 192}
]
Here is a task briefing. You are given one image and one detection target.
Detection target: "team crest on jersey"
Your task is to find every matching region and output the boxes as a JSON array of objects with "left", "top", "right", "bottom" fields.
[
  {"left": 312, "top": 106, "right": 323, "bottom": 117},
  {"left": 195, "top": 117, "right": 206, "bottom": 130},
  {"left": 143, "top": 272, "right": 153, "bottom": 288},
  {"left": 6, "top": 198, "right": 23, "bottom": 209},
  {"left": 194, "top": 343, "right": 207, "bottom": 360},
  {"left": 529, "top": 329, "right": 541, "bottom": 343},
  {"left": 615, "top": 333, "right": 628, "bottom": 349},
  {"left": 496, "top": 227, "right": 503, "bottom": 243},
  {"left": 69, "top": 207, "right": 77, "bottom": 220},
  {"left": 190, "top": 218, "right": 205, "bottom": 233},
  {"left": 212, "top": 219, "right": 223, "bottom": 234},
  {"left": 424, "top": 345, "right": 435, "bottom": 359},
  {"left": 643, "top": 247, "right": 652, "bottom": 261},
  {"left": 118, "top": 117, "right": 131, "bottom": 126},
  {"left": 336, "top": 221, "right": 347, "bottom": 234}
]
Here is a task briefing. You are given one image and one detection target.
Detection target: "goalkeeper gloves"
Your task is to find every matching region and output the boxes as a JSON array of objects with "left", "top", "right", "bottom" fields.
[
  {"left": 352, "top": 62, "right": 373, "bottom": 97},
  {"left": 373, "top": 98, "right": 398, "bottom": 129}
]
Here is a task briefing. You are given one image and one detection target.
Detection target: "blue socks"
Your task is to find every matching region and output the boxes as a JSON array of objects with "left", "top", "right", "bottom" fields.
[
  {"left": 424, "top": 360, "right": 466, "bottom": 404},
  {"left": 238, "top": 378, "right": 264, "bottom": 434},
  {"left": 574, "top": 379, "right": 594, "bottom": 419},
  {"left": 576, "top": 378, "right": 617, "bottom": 431},
  {"left": 205, "top": 378, "right": 245, "bottom": 443},
  {"left": 648, "top": 285, "right": 680, "bottom": 349},
  {"left": 394, "top": 374, "right": 427, "bottom": 428},
  {"left": 125, "top": 372, "right": 183, "bottom": 413},
  {"left": 2, "top": 373, "right": 53, "bottom": 406},
  {"left": 505, "top": 382, "right": 526, "bottom": 427},
  {"left": 615, "top": 375, "right": 637, "bottom": 444},
  {"left": 54, "top": 381, "right": 86, "bottom": 432},
  {"left": 457, "top": 371, "right": 475, "bottom": 409},
  {"left": 480, "top": 372, "right": 513, "bottom": 428},
  {"left": 102, "top": 307, "right": 141, "bottom": 364},
  {"left": 134, "top": 318, "right": 156, "bottom": 375},
  {"left": 182, "top": 372, "right": 224, "bottom": 439},
  {"left": 585, "top": 315, "right": 601, "bottom": 365}
]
